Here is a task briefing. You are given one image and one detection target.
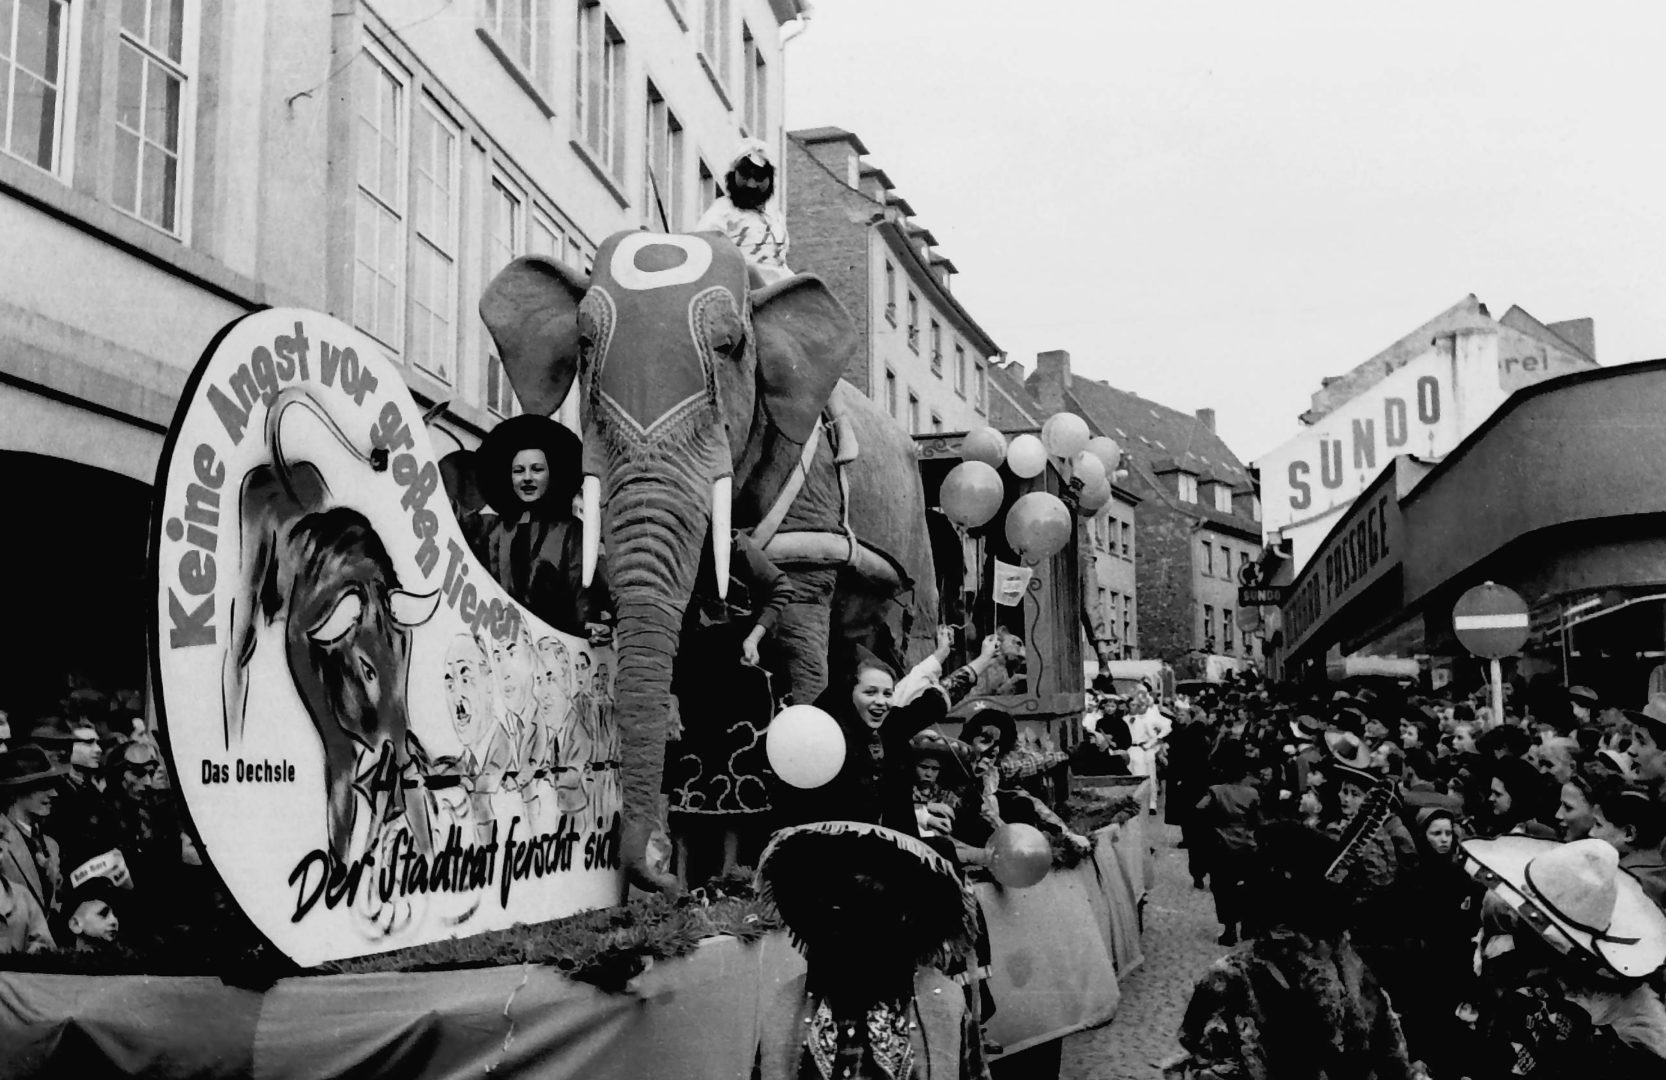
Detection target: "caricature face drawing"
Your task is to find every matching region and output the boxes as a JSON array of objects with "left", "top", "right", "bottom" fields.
[
  {"left": 536, "top": 637, "right": 573, "bottom": 699},
  {"left": 575, "top": 651, "right": 593, "bottom": 696},
  {"left": 532, "top": 642, "right": 559, "bottom": 718},
  {"left": 492, "top": 628, "right": 536, "bottom": 718},
  {"left": 593, "top": 662, "right": 611, "bottom": 703},
  {"left": 445, "top": 634, "right": 490, "bottom": 751}
]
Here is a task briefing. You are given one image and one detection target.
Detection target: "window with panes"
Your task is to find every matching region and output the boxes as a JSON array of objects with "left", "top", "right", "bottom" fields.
[
  {"left": 742, "top": 23, "right": 766, "bottom": 135},
  {"left": 408, "top": 98, "right": 459, "bottom": 383},
  {"left": 644, "top": 82, "right": 685, "bottom": 229},
  {"left": 701, "top": 0, "right": 731, "bottom": 92},
  {"left": 2, "top": 0, "right": 70, "bottom": 173},
  {"left": 115, "top": 0, "right": 189, "bottom": 233},
  {"left": 576, "top": 2, "right": 625, "bottom": 181},
  {"left": 484, "top": 176, "right": 524, "bottom": 416},
  {"left": 481, "top": 0, "right": 554, "bottom": 100},
  {"left": 353, "top": 49, "right": 405, "bottom": 349}
]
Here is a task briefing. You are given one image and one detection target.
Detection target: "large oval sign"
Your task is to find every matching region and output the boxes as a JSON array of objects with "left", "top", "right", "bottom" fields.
[{"left": 152, "top": 309, "right": 622, "bottom": 966}]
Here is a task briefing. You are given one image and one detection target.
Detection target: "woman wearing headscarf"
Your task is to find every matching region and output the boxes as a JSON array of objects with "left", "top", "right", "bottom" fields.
[{"left": 477, "top": 414, "right": 611, "bottom": 639}]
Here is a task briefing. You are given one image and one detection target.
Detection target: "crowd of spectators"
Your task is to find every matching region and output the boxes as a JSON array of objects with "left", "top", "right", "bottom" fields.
[
  {"left": 1152, "top": 674, "right": 1666, "bottom": 1078},
  {"left": 0, "top": 681, "right": 253, "bottom": 961}
]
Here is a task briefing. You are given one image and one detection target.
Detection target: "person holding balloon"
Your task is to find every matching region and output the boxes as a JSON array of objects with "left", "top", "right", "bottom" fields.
[
  {"left": 771, "top": 637, "right": 1002, "bottom": 840},
  {"left": 958, "top": 709, "right": 1093, "bottom": 856}
]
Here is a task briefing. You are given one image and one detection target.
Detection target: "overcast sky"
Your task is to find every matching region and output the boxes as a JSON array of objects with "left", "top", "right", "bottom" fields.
[{"left": 783, "top": 1, "right": 1666, "bottom": 463}]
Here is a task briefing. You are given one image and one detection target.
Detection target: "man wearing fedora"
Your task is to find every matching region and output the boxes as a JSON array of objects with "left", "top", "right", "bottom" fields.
[{"left": 0, "top": 745, "right": 68, "bottom": 938}]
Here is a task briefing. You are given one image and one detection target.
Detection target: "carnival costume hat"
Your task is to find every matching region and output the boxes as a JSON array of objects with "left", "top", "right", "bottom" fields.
[
  {"left": 1289, "top": 713, "right": 1326, "bottom": 741},
  {"left": 756, "top": 821, "right": 979, "bottom": 969},
  {"left": 0, "top": 745, "right": 70, "bottom": 793},
  {"left": 1461, "top": 836, "right": 1666, "bottom": 981},
  {"left": 908, "top": 730, "right": 973, "bottom": 782},
  {"left": 1322, "top": 730, "right": 1377, "bottom": 786},
  {"left": 476, "top": 414, "right": 584, "bottom": 518},
  {"left": 726, "top": 137, "right": 774, "bottom": 175},
  {"left": 1565, "top": 685, "right": 1602, "bottom": 709},
  {"left": 958, "top": 705, "right": 1017, "bottom": 757},
  {"left": 1623, "top": 693, "right": 1666, "bottom": 740}
]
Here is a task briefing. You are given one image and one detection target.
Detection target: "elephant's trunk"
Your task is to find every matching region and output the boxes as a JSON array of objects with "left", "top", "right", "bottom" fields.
[{"left": 599, "top": 424, "right": 731, "bottom": 892}]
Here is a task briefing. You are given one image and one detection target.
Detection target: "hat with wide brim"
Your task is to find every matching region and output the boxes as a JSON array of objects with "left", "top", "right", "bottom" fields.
[
  {"left": 1462, "top": 835, "right": 1666, "bottom": 981},
  {"left": 757, "top": 821, "right": 978, "bottom": 969},
  {"left": 0, "top": 745, "right": 71, "bottom": 792},
  {"left": 909, "top": 731, "right": 973, "bottom": 782},
  {"left": 476, "top": 414, "right": 584, "bottom": 518},
  {"left": 1565, "top": 685, "right": 1602, "bottom": 708},
  {"left": 1289, "top": 713, "right": 1325, "bottom": 741},
  {"left": 1322, "top": 730, "right": 1377, "bottom": 786}
]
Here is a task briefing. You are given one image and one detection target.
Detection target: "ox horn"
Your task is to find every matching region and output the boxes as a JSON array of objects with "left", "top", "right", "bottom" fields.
[
  {"left": 712, "top": 475, "right": 732, "bottom": 601},
  {"left": 389, "top": 588, "right": 442, "bottom": 628},
  {"left": 581, "top": 474, "right": 601, "bottom": 588}
]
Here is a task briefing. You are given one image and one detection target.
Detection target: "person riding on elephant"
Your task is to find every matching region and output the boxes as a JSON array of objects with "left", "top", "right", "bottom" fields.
[
  {"left": 694, "top": 138, "right": 790, "bottom": 283},
  {"left": 477, "top": 414, "right": 613, "bottom": 642}
]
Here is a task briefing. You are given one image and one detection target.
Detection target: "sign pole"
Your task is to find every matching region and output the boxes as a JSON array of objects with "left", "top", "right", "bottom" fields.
[{"left": 1490, "top": 657, "right": 1505, "bottom": 727}]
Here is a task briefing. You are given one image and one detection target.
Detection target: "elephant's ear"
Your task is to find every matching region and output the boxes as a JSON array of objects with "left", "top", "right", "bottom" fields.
[
  {"left": 480, "top": 255, "right": 590, "bottom": 417},
  {"left": 751, "top": 274, "right": 856, "bottom": 443}
]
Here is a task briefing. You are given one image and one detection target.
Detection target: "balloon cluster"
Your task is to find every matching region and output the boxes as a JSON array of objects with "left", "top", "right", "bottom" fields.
[{"left": 938, "top": 412, "right": 1121, "bottom": 563}]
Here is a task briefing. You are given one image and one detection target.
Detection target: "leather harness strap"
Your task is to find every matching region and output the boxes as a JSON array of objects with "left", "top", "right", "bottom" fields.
[{"left": 751, "top": 417, "right": 823, "bottom": 551}]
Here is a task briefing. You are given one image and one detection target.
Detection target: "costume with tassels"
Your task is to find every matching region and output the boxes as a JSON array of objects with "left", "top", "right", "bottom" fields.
[{"left": 755, "top": 820, "right": 988, "bottom": 1080}]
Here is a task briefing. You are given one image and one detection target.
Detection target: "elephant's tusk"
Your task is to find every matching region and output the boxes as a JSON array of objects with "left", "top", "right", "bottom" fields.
[
  {"left": 712, "top": 476, "right": 732, "bottom": 601},
  {"left": 581, "top": 474, "right": 601, "bottom": 588}
]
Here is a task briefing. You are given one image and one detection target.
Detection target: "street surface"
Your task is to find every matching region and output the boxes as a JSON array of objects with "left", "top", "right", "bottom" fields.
[{"left": 1061, "top": 815, "right": 1218, "bottom": 1079}]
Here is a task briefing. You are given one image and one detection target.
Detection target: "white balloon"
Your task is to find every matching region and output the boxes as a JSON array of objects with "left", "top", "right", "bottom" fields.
[
  {"left": 1070, "top": 451, "right": 1107, "bottom": 489},
  {"left": 1006, "top": 433, "right": 1047, "bottom": 478},
  {"left": 1085, "top": 436, "right": 1121, "bottom": 475},
  {"left": 765, "top": 705, "right": 847, "bottom": 789},
  {"left": 1042, "top": 412, "right": 1091, "bottom": 460}
]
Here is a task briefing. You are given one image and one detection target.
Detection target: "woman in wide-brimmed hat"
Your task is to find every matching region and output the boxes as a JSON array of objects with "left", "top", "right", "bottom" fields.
[
  {"left": 1462, "top": 835, "right": 1666, "bottom": 1073},
  {"left": 754, "top": 821, "right": 983, "bottom": 1080},
  {"left": 476, "top": 414, "right": 610, "bottom": 638}
]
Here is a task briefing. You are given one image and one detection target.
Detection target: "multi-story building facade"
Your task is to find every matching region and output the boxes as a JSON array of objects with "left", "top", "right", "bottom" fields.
[
  {"left": 0, "top": 0, "right": 807, "bottom": 712},
  {"left": 1026, "top": 350, "right": 1263, "bottom": 677},
  {"left": 783, "top": 126, "right": 998, "bottom": 435},
  {"left": 1256, "top": 295, "right": 1599, "bottom": 572}
]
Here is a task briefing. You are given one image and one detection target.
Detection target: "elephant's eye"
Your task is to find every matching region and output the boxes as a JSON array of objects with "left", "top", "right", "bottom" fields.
[{"left": 711, "top": 327, "right": 744, "bottom": 360}]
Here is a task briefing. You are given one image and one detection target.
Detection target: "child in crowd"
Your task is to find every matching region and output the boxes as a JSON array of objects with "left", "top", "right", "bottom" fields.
[
  {"left": 61, "top": 876, "right": 121, "bottom": 950},
  {"left": 1590, "top": 782, "right": 1666, "bottom": 907}
]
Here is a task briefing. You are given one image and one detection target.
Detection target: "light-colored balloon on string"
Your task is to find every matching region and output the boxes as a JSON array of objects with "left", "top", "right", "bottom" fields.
[
  {"left": 1005, "top": 433, "right": 1046, "bottom": 479},
  {"left": 1004, "top": 491, "right": 1072, "bottom": 561},
  {"left": 959, "top": 426, "right": 1008, "bottom": 468},
  {"left": 940, "top": 460, "right": 1005, "bottom": 528},
  {"left": 1041, "top": 412, "right": 1090, "bottom": 460},
  {"left": 765, "top": 705, "right": 846, "bottom": 789}
]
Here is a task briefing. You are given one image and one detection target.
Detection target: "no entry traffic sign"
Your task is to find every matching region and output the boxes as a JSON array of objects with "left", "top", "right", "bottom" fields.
[{"left": 1453, "top": 581, "right": 1530, "bottom": 658}]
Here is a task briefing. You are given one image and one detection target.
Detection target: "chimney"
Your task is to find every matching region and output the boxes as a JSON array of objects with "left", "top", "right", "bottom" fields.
[
  {"left": 1028, "top": 350, "right": 1072, "bottom": 414},
  {"left": 1195, "top": 408, "right": 1216, "bottom": 432}
]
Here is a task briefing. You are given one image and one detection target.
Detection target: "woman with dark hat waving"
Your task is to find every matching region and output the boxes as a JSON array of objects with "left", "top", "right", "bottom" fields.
[{"left": 477, "top": 414, "right": 611, "bottom": 639}]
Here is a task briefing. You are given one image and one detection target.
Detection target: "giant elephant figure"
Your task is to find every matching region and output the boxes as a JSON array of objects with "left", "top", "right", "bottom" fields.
[{"left": 481, "top": 230, "right": 937, "bottom": 890}]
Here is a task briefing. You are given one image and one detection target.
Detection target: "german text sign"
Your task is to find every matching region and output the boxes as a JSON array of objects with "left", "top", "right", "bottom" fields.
[{"left": 152, "top": 309, "right": 622, "bottom": 966}]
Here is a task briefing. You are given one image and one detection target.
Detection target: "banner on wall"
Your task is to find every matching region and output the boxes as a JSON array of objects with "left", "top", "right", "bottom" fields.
[{"left": 151, "top": 309, "right": 622, "bottom": 967}]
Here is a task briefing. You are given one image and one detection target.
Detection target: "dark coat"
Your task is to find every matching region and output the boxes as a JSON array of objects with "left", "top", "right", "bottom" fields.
[
  {"left": 776, "top": 687, "right": 950, "bottom": 837},
  {"left": 485, "top": 510, "right": 611, "bottom": 637}
]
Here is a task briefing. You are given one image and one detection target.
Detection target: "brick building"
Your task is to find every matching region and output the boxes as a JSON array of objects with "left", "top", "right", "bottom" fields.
[
  {"left": 1027, "top": 350, "right": 1263, "bottom": 677},
  {"left": 0, "top": 0, "right": 808, "bottom": 712},
  {"left": 784, "top": 127, "right": 999, "bottom": 433}
]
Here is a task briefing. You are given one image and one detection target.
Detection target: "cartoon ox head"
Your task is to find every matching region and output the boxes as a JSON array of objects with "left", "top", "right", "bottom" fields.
[{"left": 224, "top": 390, "right": 440, "bottom": 863}]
